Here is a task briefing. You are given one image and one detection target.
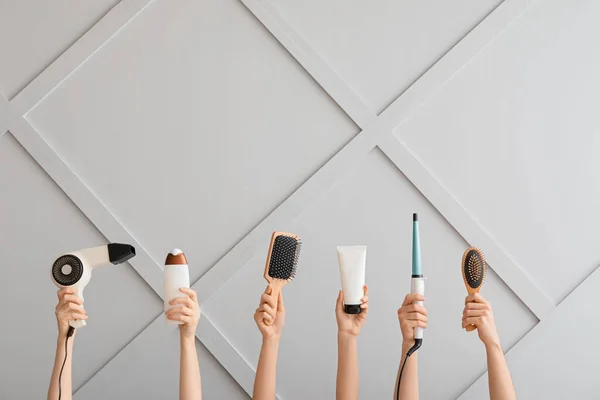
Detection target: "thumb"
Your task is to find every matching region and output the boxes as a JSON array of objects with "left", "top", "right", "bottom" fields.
[
  {"left": 277, "top": 291, "right": 285, "bottom": 312},
  {"left": 265, "top": 284, "right": 273, "bottom": 296},
  {"left": 336, "top": 290, "right": 344, "bottom": 311}
]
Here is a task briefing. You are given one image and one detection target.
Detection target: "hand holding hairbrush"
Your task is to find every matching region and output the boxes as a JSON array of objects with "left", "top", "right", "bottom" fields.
[
  {"left": 461, "top": 247, "right": 486, "bottom": 332},
  {"left": 263, "top": 232, "right": 302, "bottom": 326}
]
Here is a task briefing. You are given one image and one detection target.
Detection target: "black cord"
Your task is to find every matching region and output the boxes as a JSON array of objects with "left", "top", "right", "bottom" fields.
[
  {"left": 58, "top": 327, "right": 75, "bottom": 400},
  {"left": 396, "top": 339, "right": 422, "bottom": 400}
]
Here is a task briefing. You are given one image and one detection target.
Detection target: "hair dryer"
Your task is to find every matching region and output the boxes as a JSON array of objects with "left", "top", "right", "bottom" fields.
[{"left": 51, "top": 243, "right": 136, "bottom": 328}]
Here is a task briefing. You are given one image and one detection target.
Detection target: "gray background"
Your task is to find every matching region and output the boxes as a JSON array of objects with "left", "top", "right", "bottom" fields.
[{"left": 1, "top": 0, "right": 599, "bottom": 399}]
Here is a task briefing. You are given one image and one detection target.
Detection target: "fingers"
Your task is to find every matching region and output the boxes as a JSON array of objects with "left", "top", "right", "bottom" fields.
[
  {"left": 62, "top": 294, "right": 83, "bottom": 305},
  {"left": 402, "top": 293, "right": 425, "bottom": 306},
  {"left": 170, "top": 296, "right": 194, "bottom": 308},
  {"left": 464, "top": 302, "right": 487, "bottom": 310},
  {"left": 336, "top": 290, "right": 343, "bottom": 311},
  {"left": 57, "top": 288, "right": 76, "bottom": 300},
  {"left": 167, "top": 307, "right": 194, "bottom": 318},
  {"left": 399, "top": 303, "right": 428, "bottom": 315},
  {"left": 179, "top": 288, "right": 197, "bottom": 301},
  {"left": 404, "top": 319, "right": 428, "bottom": 329},
  {"left": 261, "top": 311, "right": 274, "bottom": 324},
  {"left": 363, "top": 285, "right": 368, "bottom": 297},
  {"left": 462, "top": 317, "right": 481, "bottom": 328},
  {"left": 261, "top": 303, "right": 276, "bottom": 319},
  {"left": 405, "top": 311, "right": 427, "bottom": 323},
  {"left": 167, "top": 313, "right": 192, "bottom": 325},
  {"left": 260, "top": 293, "right": 277, "bottom": 310},
  {"left": 462, "top": 309, "right": 486, "bottom": 318},
  {"left": 465, "top": 292, "right": 487, "bottom": 304}
]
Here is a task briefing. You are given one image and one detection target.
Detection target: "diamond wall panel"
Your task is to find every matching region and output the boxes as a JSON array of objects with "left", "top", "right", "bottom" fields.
[{"left": 204, "top": 149, "right": 537, "bottom": 400}]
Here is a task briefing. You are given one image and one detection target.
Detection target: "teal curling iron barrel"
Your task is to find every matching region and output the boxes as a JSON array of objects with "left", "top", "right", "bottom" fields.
[{"left": 411, "top": 213, "right": 425, "bottom": 342}]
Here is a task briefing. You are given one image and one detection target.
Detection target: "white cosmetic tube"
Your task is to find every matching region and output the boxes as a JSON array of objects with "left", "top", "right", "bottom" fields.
[
  {"left": 164, "top": 249, "right": 190, "bottom": 325},
  {"left": 337, "top": 246, "right": 367, "bottom": 314}
]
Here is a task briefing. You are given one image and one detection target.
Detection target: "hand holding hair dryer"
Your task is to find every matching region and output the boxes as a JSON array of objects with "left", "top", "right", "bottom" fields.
[
  {"left": 164, "top": 249, "right": 190, "bottom": 325},
  {"left": 51, "top": 243, "right": 136, "bottom": 328},
  {"left": 337, "top": 246, "right": 367, "bottom": 314}
]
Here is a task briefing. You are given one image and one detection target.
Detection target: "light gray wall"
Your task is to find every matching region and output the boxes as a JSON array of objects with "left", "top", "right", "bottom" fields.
[{"left": 1, "top": 0, "right": 599, "bottom": 399}]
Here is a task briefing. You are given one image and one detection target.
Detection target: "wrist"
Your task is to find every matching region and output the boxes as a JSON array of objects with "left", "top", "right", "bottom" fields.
[
  {"left": 484, "top": 340, "right": 502, "bottom": 352},
  {"left": 180, "top": 332, "right": 196, "bottom": 347},
  {"left": 402, "top": 339, "right": 415, "bottom": 352},
  {"left": 338, "top": 331, "right": 358, "bottom": 341},
  {"left": 262, "top": 335, "right": 281, "bottom": 346}
]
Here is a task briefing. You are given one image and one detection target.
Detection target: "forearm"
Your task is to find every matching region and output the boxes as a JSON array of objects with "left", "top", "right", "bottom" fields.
[
  {"left": 336, "top": 332, "right": 359, "bottom": 400},
  {"left": 47, "top": 334, "right": 74, "bottom": 400},
  {"left": 253, "top": 337, "right": 280, "bottom": 400},
  {"left": 393, "top": 342, "right": 419, "bottom": 400},
  {"left": 486, "top": 342, "right": 516, "bottom": 400},
  {"left": 180, "top": 335, "right": 202, "bottom": 400}
]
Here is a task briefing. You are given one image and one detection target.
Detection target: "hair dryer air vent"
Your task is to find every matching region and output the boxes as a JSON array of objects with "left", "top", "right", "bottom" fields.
[{"left": 52, "top": 255, "right": 84, "bottom": 286}]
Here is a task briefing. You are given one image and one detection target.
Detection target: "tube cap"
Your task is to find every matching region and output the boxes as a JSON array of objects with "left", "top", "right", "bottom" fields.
[{"left": 344, "top": 304, "right": 362, "bottom": 314}]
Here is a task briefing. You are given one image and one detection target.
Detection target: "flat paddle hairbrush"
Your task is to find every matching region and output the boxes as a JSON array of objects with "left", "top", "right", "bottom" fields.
[
  {"left": 263, "top": 231, "right": 302, "bottom": 326},
  {"left": 462, "top": 247, "right": 486, "bottom": 332}
]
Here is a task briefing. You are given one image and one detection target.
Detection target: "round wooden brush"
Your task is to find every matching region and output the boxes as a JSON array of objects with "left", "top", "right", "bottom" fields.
[
  {"left": 263, "top": 231, "right": 302, "bottom": 326},
  {"left": 461, "top": 247, "right": 486, "bottom": 332}
]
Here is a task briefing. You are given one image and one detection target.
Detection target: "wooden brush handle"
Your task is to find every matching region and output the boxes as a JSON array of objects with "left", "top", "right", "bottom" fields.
[
  {"left": 263, "top": 281, "right": 283, "bottom": 326},
  {"left": 466, "top": 324, "right": 477, "bottom": 332}
]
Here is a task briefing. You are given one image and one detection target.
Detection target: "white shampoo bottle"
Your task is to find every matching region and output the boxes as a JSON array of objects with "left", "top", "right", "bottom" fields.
[
  {"left": 164, "top": 249, "right": 190, "bottom": 325},
  {"left": 337, "top": 246, "right": 367, "bottom": 314}
]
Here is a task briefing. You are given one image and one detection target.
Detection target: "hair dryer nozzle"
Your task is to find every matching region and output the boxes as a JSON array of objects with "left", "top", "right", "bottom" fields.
[{"left": 108, "top": 243, "right": 136, "bottom": 264}]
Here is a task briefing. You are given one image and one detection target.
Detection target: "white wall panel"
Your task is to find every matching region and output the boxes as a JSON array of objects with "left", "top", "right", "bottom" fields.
[
  {"left": 0, "top": 0, "right": 119, "bottom": 99},
  {"left": 2, "top": 0, "right": 599, "bottom": 397},
  {"left": 398, "top": 0, "right": 600, "bottom": 305},
  {"left": 27, "top": 0, "right": 359, "bottom": 283},
  {"left": 0, "top": 132, "right": 161, "bottom": 398},
  {"left": 204, "top": 149, "right": 536, "bottom": 400},
  {"left": 75, "top": 331, "right": 248, "bottom": 400},
  {"left": 269, "top": 0, "right": 502, "bottom": 113}
]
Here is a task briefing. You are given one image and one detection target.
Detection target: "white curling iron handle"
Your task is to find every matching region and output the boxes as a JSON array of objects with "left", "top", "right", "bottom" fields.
[
  {"left": 411, "top": 277, "right": 425, "bottom": 340},
  {"left": 70, "top": 287, "right": 86, "bottom": 329}
]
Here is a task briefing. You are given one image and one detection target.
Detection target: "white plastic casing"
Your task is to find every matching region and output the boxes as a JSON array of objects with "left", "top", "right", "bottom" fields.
[
  {"left": 411, "top": 277, "right": 425, "bottom": 340},
  {"left": 164, "top": 252, "right": 190, "bottom": 325},
  {"left": 51, "top": 245, "right": 112, "bottom": 328}
]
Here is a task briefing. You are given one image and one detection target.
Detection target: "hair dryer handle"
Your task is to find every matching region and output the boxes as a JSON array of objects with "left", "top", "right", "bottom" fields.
[
  {"left": 411, "top": 277, "right": 425, "bottom": 340},
  {"left": 70, "top": 319, "right": 86, "bottom": 329},
  {"left": 69, "top": 286, "right": 86, "bottom": 328}
]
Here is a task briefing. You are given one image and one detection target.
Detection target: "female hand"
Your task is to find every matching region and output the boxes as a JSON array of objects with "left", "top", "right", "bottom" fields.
[
  {"left": 397, "top": 293, "right": 427, "bottom": 347},
  {"left": 335, "top": 285, "right": 369, "bottom": 337},
  {"left": 462, "top": 293, "right": 500, "bottom": 347},
  {"left": 55, "top": 288, "right": 86, "bottom": 337},
  {"left": 254, "top": 285, "right": 285, "bottom": 341},
  {"left": 167, "top": 288, "right": 201, "bottom": 341}
]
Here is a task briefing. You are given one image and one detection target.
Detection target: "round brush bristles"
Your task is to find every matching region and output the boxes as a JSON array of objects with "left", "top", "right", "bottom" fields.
[
  {"left": 462, "top": 247, "right": 486, "bottom": 290},
  {"left": 267, "top": 235, "right": 301, "bottom": 280}
]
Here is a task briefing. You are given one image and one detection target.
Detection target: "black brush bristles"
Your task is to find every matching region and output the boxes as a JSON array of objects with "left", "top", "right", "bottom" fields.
[
  {"left": 267, "top": 235, "right": 302, "bottom": 281},
  {"left": 463, "top": 248, "right": 486, "bottom": 289}
]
